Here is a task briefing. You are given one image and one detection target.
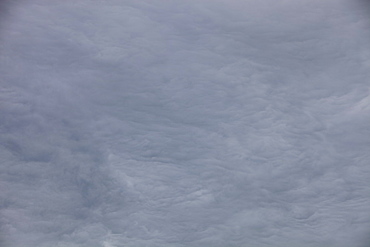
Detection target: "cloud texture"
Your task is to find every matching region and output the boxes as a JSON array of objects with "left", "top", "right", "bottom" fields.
[{"left": 1, "top": 0, "right": 370, "bottom": 246}]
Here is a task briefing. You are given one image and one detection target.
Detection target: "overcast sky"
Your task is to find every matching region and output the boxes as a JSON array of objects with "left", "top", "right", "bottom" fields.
[{"left": 1, "top": 1, "right": 370, "bottom": 247}]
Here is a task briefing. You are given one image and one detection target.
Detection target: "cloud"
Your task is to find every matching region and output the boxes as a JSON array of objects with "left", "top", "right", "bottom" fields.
[{"left": 1, "top": 0, "right": 370, "bottom": 247}]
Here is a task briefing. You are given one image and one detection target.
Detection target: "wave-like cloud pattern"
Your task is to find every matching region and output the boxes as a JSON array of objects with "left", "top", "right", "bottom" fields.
[{"left": 1, "top": 1, "right": 370, "bottom": 246}]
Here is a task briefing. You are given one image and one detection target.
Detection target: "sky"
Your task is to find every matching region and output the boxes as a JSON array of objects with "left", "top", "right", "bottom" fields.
[{"left": 0, "top": 0, "right": 370, "bottom": 247}]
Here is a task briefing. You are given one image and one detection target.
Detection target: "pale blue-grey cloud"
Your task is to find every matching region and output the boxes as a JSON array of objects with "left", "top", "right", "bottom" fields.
[{"left": 1, "top": 1, "right": 370, "bottom": 247}]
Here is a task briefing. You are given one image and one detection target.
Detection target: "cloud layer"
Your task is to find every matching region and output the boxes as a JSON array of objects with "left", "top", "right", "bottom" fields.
[{"left": 1, "top": 1, "right": 370, "bottom": 246}]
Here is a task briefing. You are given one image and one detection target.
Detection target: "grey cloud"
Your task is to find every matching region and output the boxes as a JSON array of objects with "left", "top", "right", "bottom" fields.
[{"left": 1, "top": 1, "right": 370, "bottom": 247}]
